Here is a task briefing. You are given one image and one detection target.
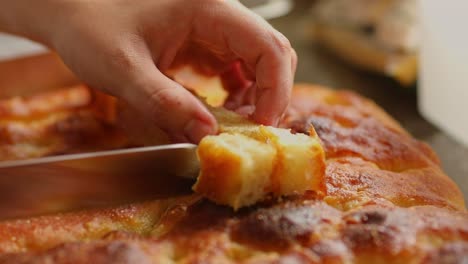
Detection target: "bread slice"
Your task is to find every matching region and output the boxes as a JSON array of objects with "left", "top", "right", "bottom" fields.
[
  {"left": 193, "top": 133, "right": 276, "bottom": 210},
  {"left": 193, "top": 107, "right": 326, "bottom": 209},
  {"left": 258, "top": 126, "right": 325, "bottom": 195}
]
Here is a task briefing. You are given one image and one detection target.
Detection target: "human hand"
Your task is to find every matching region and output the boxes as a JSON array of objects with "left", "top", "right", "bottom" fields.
[{"left": 0, "top": 0, "right": 297, "bottom": 143}]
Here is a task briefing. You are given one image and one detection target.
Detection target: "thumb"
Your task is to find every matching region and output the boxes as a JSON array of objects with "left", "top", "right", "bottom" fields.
[{"left": 123, "top": 70, "right": 218, "bottom": 143}]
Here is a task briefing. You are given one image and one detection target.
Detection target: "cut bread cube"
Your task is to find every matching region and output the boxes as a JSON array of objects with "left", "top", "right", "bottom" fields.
[
  {"left": 193, "top": 106, "right": 326, "bottom": 209},
  {"left": 193, "top": 133, "right": 276, "bottom": 210},
  {"left": 258, "top": 126, "right": 325, "bottom": 195}
]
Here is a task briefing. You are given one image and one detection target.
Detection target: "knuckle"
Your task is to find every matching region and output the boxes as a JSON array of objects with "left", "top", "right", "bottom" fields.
[
  {"left": 149, "top": 86, "right": 175, "bottom": 110},
  {"left": 107, "top": 45, "right": 138, "bottom": 72},
  {"left": 147, "top": 85, "right": 186, "bottom": 120},
  {"left": 147, "top": 87, "right": 169, "bottom": 119},
  {"left": 271, "top": 32, "right": 292, "bottom": 55}
]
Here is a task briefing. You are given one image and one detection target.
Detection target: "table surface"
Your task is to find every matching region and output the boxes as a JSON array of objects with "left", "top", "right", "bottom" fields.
[{"left": 269, "top": 1, "right": 468, "bottom": 202}]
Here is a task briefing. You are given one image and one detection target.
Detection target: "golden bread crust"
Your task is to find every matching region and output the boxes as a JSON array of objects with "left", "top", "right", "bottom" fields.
[
  {"left": 0, "top": 84, "right": 466, "bottom": 263},
  {"left": 284, "top": 84, "right": 464, "bottom": 211},
  {"left": 0, "top": 85, "right": 129, "bottom": 161},
  {"left": 0, "top": 198, "right": 466, "bottom": 263}
]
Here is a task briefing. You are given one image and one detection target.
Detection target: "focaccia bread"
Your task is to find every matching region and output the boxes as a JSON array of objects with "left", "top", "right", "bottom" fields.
[
  {"left": 310, "top": 0, "right": 419, "bottom": 86},
  {"left": 0, "top": 85, "right": 129, "bottom": 161},
  {"left": 0, "top": 84, "right": 466, "bottom": 263}
]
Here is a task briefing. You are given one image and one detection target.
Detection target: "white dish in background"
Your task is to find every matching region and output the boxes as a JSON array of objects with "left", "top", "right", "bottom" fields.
[
  {"left": 419, "top": 1, "right": 468, "bottom": 147},
  {"left": 0, "top": 33, "right": 46, "bottom": 61},
  {"left": 241, "top": 0, "right": 293, "bottom": 20}
]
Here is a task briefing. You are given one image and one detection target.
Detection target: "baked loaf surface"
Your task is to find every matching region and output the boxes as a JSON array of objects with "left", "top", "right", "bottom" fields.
[{"left": 0, "top": 84, "right": 466, "bottom": 263}]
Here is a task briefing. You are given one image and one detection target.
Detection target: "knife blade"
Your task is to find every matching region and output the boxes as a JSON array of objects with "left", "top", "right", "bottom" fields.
[{"left": 0, "top": 144, "right": 199, "bottom": 220}]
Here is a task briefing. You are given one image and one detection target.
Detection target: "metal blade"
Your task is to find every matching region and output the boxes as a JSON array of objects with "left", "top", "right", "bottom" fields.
[{"left": 0, "top": 144, "right": 199, "bottom": 220}]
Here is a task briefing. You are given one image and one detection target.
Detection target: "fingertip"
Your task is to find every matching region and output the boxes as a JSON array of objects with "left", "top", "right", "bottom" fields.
[
  {"left": 251, "top": 43, "right": 293, "bottom": 127},
  {"left": 188, "top": 99, "right": 219, "bottom": 143},
  {"left": 257, "top": 87, "right": 290, "bottom": 127},
  {"left": 252, "top": 87, "right": 288, "bottom": 127}
]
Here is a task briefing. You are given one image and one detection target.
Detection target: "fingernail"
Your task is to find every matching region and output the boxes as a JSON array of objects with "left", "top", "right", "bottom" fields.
[{"left": 184, "top": 119, "right": 216, "bottom": 143}]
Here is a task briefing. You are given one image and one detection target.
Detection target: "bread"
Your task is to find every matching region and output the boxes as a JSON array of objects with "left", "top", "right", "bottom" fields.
[
  {"left": 194, "top": 106, "right": 326, "bottom": 209},
  {"left": 310, "top": 0, "right": 419, "bottom": 86},
  {"left": 0, "top": 84, "right": 466, "bottom": 263},
  {"left": 0, "top": 85, "right": 129, "bottom": 161},
  {"left": 194, "top": 133, "right": 277, "bottom": 209}
]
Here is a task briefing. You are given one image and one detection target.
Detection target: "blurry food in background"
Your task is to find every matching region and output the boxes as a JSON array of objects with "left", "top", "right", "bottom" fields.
[{"left": 310, "top": 0, "right": 419, "bottom": 86}]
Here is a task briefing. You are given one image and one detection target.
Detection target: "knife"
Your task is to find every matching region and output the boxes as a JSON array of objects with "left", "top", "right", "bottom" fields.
[{"left": 0, "top": 144, "right": 199, "bottom": 220}]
